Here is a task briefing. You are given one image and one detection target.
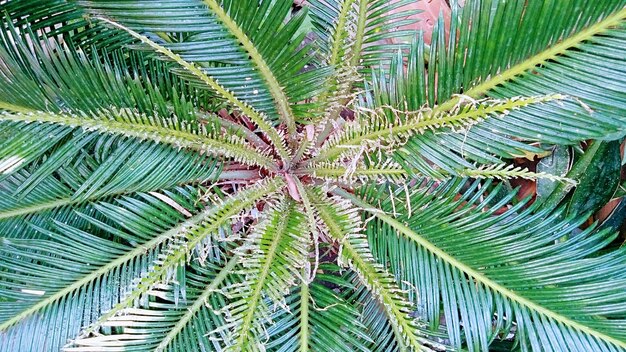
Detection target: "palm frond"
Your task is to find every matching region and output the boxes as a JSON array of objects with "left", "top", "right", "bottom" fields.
[
  {"left": 82, "top": 178, "right": 284, "bottom": 334},
  {"left": 0, "top": 27, "right": 278, "bottom": 170},
  {"left": 0, "top": 179, "right": 281, "bottom": 351},
  {"left": 0, "top": 108, "right": 276, "bottom": 171},
  {"left": 302, "top": 160, "right": 573, "bottom": 185},
  {"left": 313, "top": 94, "right": 566, "bottom": 165},
  {"left": 306, "top": 187, "right": 440, "bottom": 351},
  {"left": 372, "top": 2, "right": 626, "bottom": 176},
  {"left": 307, "top": 0, "right": 418, "bottom": 123},
  {"left": 307, "top": 0, "right": 417, "bottom": 70},
  {"left": 96, "top": 17, "right": 291, "bottom": 164},
  {"left": 66, "top": 257, "right": 238, "bottom": 352},
  {"left": 337, "top": 179, "right": 626, "bottom": 351},
  {"left": 266, "top": 265, "right": 374, "bottom": 352},
  {"left": 0, "top": 134, "right": 221, "bottom": 245},
  {"left": 0, "top": 187, "right": 203, "bottom": 351},
  {"left": 1, "top": 0, "right": 133, "bottom": 52},
  {"left": 217, "top": 196, "right": 309, "bottom": 351},
  {"left": 81, "top": 0, "right": 326, "bottom": 130}
]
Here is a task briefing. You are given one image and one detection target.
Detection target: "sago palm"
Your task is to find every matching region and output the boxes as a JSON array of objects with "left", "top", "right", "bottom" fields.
[{"left": 1, "top": 0, "right": 625, "bottom": 351}]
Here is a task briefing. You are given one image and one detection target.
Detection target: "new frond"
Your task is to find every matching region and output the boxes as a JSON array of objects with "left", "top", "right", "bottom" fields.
[
  {"left": 217, "top": 196, "right": 309, "bottom": 351},
  {"left": 314, "top": 94, "right": 566, "bottom": 163}
]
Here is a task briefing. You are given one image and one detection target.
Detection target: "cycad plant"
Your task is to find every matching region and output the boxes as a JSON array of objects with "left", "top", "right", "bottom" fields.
[{"left": 1, "top": 0, "right": 626, "bottom": 351}]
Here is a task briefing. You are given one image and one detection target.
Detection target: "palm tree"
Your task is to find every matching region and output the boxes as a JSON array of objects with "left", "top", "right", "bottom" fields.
[{"left": 1, "top": 0, "right": 625, "bottom": 351}]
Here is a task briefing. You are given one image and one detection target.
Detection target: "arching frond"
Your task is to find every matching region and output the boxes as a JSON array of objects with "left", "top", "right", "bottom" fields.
[
  {"left": 96, "top": 17, "right": 291, "bottom": 164},
  {"left": 313, "top": 94, "right": 566, "bottom": 164},
  {"left": 266, "top": 265, "right": 374, "bottom": 352},
  {"left": 0, "top": 26, "right": 276, "bottom": 170},
  {"left": 66, "top": 257, "right": 239, "bottom": 352},
  {"left": 0, "top": 187, "right": 204, "bottom": 351},
  {"left": 0, "top": 0, "right": 133, "bottom": 52},
  {"left": 307, "top": 0, "right": 417, "bottom": 71},
  {"left": 301, "top": 160, "right": 574, "bottom": 185},
  {"left": 337, "top": 180, "right": 626, "bottom": 351},
  {"left": 0, "top": 134, "right": 221, "bottom": 245},
  {"left": 0, "top": 179, "right": 282, "bottom": 351},
  {"left": 306, "top": 188, "right": 439, "bottom": 351},
  {"left": 308, "top": 0, "right": 418, "bottom": 123},
  {"left": 82, "top": 178, "right": 284, "bottom": 333},
  {"left": 0, "top": 108, "right": 276, "bottom": 170},
  {"left": 83, "top": 0, "right": 325, "bottom": 121},
  {"left": 215, "top": 196, "right": 309, "bottom": 351},
  {"left": 374, "top": 2, "right": 626, "bottom": 176}
]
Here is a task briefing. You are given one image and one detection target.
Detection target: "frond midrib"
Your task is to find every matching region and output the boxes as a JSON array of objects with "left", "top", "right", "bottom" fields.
[
  {"left": 298, "top": 279, "right": 310, "bottom": 352},
  {"left": 314, "top": 94, "right": 563, "bottom": 162},
  {"left": 300, "top": 164, "right": 574, "bottom": 184},
  {"left": 0, "top": 169, "right": 262, "bottom": 221},
  {"left": 339, "top": 240, "right": 412, "bottom": 352},
  {"left": 90, "top": 178, "right": 284, "bottom": 331},
  {"left": 307, "top": 189, "right": 418, "bottom": 352},
  {"left": 335, "top": 189, "right": 626, "bottom": 350},
  {"left": 0, "top": 209, "right": 205, "bottom": 331},
  {"left": 349, "top": 0, "right": 368, "bottom": 68},
  {"left": 314, "top": 0, "right": 356, "bottom": 116},
  {"left": 314, "top": 7, "right": 626, "bottom": 163},
  {"left": 236, "top": 199, "right": 294, "bottom": 348}
]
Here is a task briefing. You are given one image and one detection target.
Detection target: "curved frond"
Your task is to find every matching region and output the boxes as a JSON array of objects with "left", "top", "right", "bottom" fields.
[
  {"left": 0, "top": 134, "right": 221, "bottom": 245},
  {"left": 217, "top": 196, "right": 309, "bottom": 351},
  {"left": 82, "top": 178, "right": 284, "bottom": 334},
  {"left": 306, "top": 187, "right": 439, "bottom": 351},
  {"left": 0, "top": 179, "right": 281, "bottom": 351},
  {"left": 308, "top": 0, "right": 418, "bottom": 123},
  {"left": 0, "top": 187, "right": 204, "bottom": 351},
  {"left": 95, "top": 17, "right": 291, "bottom": 164},
  {"left": 313, "top": 93, "right": 566, "bottom": 163},
  {"left": 0, "top": 108, "right": 276, "bottom": 170},
  {"left": 337, "top": 180, "right": 626, "bottom": 351},
  {"left": 66, "top": 257, "right": 239, "bottom": 352},
  {"left": 0, "top": 26, "right": 276, "bottom": 170},
  {"left": 81, "top": 0, "right": 324, "bottom": 122},
  {"left": 0, "top": 0, "right": 133, "bottom": 52},
  {"left": 266, "top": 265, "right": 374, "bottom": 352},
  {"left": 373, "top": 2, "right": 626, "bottom": 176},
  {"left": 300, "top": 160, "right": 573, "bottom": 185}
]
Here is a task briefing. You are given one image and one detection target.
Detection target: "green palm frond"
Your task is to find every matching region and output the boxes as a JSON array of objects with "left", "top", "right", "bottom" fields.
[
  {"left": 66, "top": 257, "right": 239, "bottom": 352},
  {"left": 336, "top": 179, "right": 626, "bottom": 351},
  {"left": 307, "top": 0, "right": 418, "bottom": 122},
  {"left": 373, "top": 1, "right": 626, "bottom": 176},
  {"left": 0, "top": 179, "right": 281, "bottom": 350},
  {"left": 0, "top": 135, "right": 220, "bottom": 242},
  {"left": 81, "top": 0, "right": 326, "bottom": 132},
  {"left": 0, "top": 187, "right": 204, "bottom": 351},
  {"left": 0, "top": 28, "right": 277, "bottom": 171},
  {"left": 299, "top": 160, "right": 574, "bottom": 185},
  {"left": 306, "top": 188, "right": 437, "bottom": 351},
  {"left": 218, "top": 196, "right": 308, "bottom": 351},
  {"left": 266, "top": 265, "right": 374, "bottom": 352},
  {"left": 312, "top": 94, "right": 567, "bottom": 165},
  {"left": 1, "top": 1, "right": 133, "bottom": 52}
]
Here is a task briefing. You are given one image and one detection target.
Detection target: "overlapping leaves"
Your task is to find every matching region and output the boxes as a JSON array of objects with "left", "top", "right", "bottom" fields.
[{"left": 0, "top": 1, "right": 626, "bottom": 352}]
